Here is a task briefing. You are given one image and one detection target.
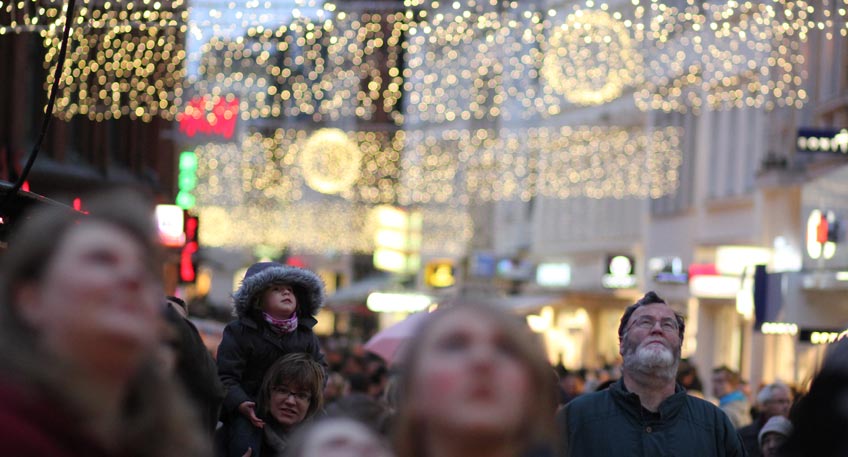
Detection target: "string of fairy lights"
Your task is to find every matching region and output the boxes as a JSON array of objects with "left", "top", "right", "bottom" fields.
[
  {"left": 192, "top": 124, "right": 680, "bottom": 250},
  {"left": 32, "top": 0, "right": 188, "bottom": 121},
  {"left": 189, "top": 7, "right": 406, "bottom": 123},
  {"left": 1, "top": 0, "right": 846, "bottom": 252},
  {"left": 197, "top": 200, "right": 473, "bottom": 254},
  {"left": 2, "top": 0, "right": 843, "bottom": 120},
  {"left": 195, "top": 126, "right": 681, "bottom": 204}
]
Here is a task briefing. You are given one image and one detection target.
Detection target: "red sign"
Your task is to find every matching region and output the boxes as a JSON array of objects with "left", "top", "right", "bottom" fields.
[
  {"left": 816, "top": 213, "right": 830, "bottom": 243},
  {"left": 180, "top": 215, "right": 199, "bottom": 283},
  {"left": 178, "top": 96, "right": 239, "bottom": 139},
  {"left": 688, "top": 263, "right": 718, "bottom": 279}
]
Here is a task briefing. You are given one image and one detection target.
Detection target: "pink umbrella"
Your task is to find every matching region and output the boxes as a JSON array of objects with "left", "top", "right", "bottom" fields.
[{"left": 364, "top": 312, "right": 432, "bottom": 365}]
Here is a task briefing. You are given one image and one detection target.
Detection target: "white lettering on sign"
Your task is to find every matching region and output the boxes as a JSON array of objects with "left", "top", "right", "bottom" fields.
[
  {"left": 761, "top": 322, "right": 799, "bottom": 335},
  {"left": 797, "top": 129, "right": 848, "bottom": 153},
  {"left": 810, "top": 331, "right": 840, "bottom": 344}
]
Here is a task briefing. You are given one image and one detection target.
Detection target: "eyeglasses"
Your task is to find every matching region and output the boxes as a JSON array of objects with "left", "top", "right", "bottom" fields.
[
  {"left": 626, "top": 316, "right": 679, "bottom": 334},
  {"left": 271, "top": 386, "right": 311, "bottom": 403}
]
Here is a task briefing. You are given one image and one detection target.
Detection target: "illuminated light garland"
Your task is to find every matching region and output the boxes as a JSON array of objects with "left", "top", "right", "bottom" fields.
[
  {"left": 541, "top": 9, "right": 643, "bottom": 106},
  {"left": 0, "top": 0, "right": 66, "bottom": 34},
  {"left": 194, "top": 131, "right": 402, "bottom": 206},
  {"left": 634, "top": 0, "right": 814, "bottom": 112},
  {"left": 188, "top": 7, "right": 406, "bottom": 124},
  {"left": 192, "top": 123, "right": 678, "bottom": 251},
  {"left": 40, "top": 0, "right": 188, "bottom": 121},
  {"left": 398, "top": 126, "right": 682, "bottom": 203},
  {"left": 300, "top": 128, "right": 363, "bottom": 195},
  {"left": 194, "top": 125, "right": 681, "bottom": 208},
  {"left": 400, "top": 0, "right": 845, "bottom": 120},
  {"left": 197, "top": 202, "right": 472, "bottom": 255},
  {"left": 11, "top": 0, "right": 844, "bottom": 122}
]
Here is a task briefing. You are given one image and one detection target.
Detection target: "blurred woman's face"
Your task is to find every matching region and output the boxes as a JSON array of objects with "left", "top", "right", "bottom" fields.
[
  {"left": 409, "top": 309, "right": 531, "bottom": 439},
  {"left": 299, "top": 419, "right": 392, "bottom": 457},
  {"left": 17, "top": 220, "right": 160, "bottom": 382}
]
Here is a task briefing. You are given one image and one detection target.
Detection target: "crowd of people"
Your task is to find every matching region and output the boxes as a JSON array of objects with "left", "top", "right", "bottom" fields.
[{"left": 0, "top": 188, "right": 847, "bottom": 457}]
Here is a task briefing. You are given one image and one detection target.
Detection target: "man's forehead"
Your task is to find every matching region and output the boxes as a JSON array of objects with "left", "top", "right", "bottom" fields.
[
  {"left": 630, "top": 302, "right": 676, "bottom": 319},
  {"left": 771, "top": 386, "right": 792, "bottom": 396}
]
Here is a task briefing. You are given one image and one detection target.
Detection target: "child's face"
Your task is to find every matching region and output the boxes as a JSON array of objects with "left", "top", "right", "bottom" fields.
[{"left": 261, "top": 284, "right": 298, "bottom": 319}]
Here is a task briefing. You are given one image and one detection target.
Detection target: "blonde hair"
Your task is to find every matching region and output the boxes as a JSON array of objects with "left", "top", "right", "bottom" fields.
[{"left": 391, "top": 302, "right": 558, "bottom": 457}]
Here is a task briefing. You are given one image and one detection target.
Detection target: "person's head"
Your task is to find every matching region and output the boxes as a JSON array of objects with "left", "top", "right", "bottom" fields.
[
  {"left": 285, "top": 417, "right": 393, "bottom": 457},
  {"left": 560, "top": 370, "right": 585, "bottom": 396},
  {"left": 676, "top": 358, "right": 700, "bottom": 388},
  {"left": 156, "top": 304, "right": 184, "bottom": 375},
  {"left": 166, "top": 295, "right": 188, "bottom": 318},
  {"left": 324, "top": 371, "right": 347, "bottom": 404},
  {"left": 0, "top": 189, "right": 162, "bottom": 384},
  {"left": 756, "top": 381, "right": 793, "bottom": 420},
  {"left": 712, "top": 366, "right": 741, "bottom": 398},
  {"left": 618, "top": 291, "right": 684, "bottom": 382},
  {"left": 781, "top": 337, "right": 848, "bottom": 457},
  {"left": 232, "top": 262, "right": 324, "bottom": 322},
  {"left": 258, "top": 353, "right": 325, "bottom": 430},
  {"left": 758, "top": 415, "right": 792, "bottom": 457},
  {"left": 324, "top": 393, "right": 391, "bottom": 435},
  {"left": 393, "top": 303, "right": 557, "bottom": 457},
  {"left": 347, "top": 372, "right": 370, "bottom": 395}
]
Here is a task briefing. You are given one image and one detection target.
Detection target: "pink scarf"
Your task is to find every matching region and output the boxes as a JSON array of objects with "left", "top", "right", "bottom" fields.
[{"left": 262, "top": 312, "right": 299, "bottom": 334}]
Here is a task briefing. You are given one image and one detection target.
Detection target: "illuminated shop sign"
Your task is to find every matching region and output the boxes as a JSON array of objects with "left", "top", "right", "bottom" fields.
[
  {"left": 799, "top": 328, "right": 848, "bottom": 345},
  {"left": 470, "top": 253, "right": 496, "bottom": 278},
  {"left": 180, "top": 215, "right": 199, "bottom": 283},
  {"left": 178, "top": 95, "right": 239, "bottom": 139},
  {"left": 176, "top": 151, "right": 198, "bottom": 210},
  {"left": 536, "top": 263, "right": 572, "bottom": 287},
  {"left": 760, "top": 322, "right": 799, "bottom": 335},
  {"left": 806, "top": 209, "right": 839, "bottom": 260},
  {"left": 424, "top": 260, "right": 456, "bottom": 288},
  {"left": 602, "top": 255, "right": 637, "bottom": 289},
  {"left": 155, "top": 204, "right": 185, "bottom": 248},
  {"left": 366, "top": 292, "right": 432, "bottom": 313},
  {"left": 496, "top": 258, "right": 533, "bottom": 281},
  {"left": 648, "top": 256, "right": 688, "bottom": 284},
  {"left": 796, "top": 128, "right": 848, "bottom": 154},
  {"left": 372, "top": 206, "right": 422, "bottom": 275}
]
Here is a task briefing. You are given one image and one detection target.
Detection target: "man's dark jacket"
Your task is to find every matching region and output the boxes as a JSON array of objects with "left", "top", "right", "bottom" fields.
[
  {"left": 737, "top": 417, "right": 765, "bottom": 457},
  {"left": 556, "top": 378, "right": 747, "bottom": 457}
]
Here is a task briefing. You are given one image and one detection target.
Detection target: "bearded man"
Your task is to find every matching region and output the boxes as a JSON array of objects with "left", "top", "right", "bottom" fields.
[{"left": 555, "top": 291, "right": 747, "bottom": 457}]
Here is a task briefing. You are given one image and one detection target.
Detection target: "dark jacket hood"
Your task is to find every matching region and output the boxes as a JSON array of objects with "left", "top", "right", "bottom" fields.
[{"left": 232, "top": 263, "right": 325, "bottom": 320}]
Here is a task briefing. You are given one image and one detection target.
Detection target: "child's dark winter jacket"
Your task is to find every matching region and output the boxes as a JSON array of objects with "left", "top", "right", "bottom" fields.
[{"left": 217, "top": 262, "right": 327, "bottom": 416}]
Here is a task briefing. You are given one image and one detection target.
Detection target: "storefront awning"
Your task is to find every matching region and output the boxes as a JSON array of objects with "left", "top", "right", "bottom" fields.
[
  {"left": 490, "top": 294, "right": 560, "bottom": 314},
  {"left": 325, "top": 275, "right": 395, "bottom": 306}
]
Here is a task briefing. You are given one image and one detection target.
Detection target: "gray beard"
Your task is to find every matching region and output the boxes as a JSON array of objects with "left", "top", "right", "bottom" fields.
[{"left": 623, "top": 344, "right": 680, "bottom": 382}]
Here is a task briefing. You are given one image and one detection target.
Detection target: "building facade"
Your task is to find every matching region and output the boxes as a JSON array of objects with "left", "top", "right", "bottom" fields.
[{"left": 473, "top": 0, "right": 848, "bottom": 394}]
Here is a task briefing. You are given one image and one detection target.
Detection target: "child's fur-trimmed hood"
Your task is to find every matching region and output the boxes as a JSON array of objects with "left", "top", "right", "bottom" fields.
[{"left": 232, "top": 262, "right": 325, "bottom": 320}]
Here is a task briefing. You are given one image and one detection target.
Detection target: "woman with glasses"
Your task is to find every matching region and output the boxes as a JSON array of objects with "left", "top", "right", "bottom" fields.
[{"left": 254, "top": 353, "right": 325, "bottom": 457}]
